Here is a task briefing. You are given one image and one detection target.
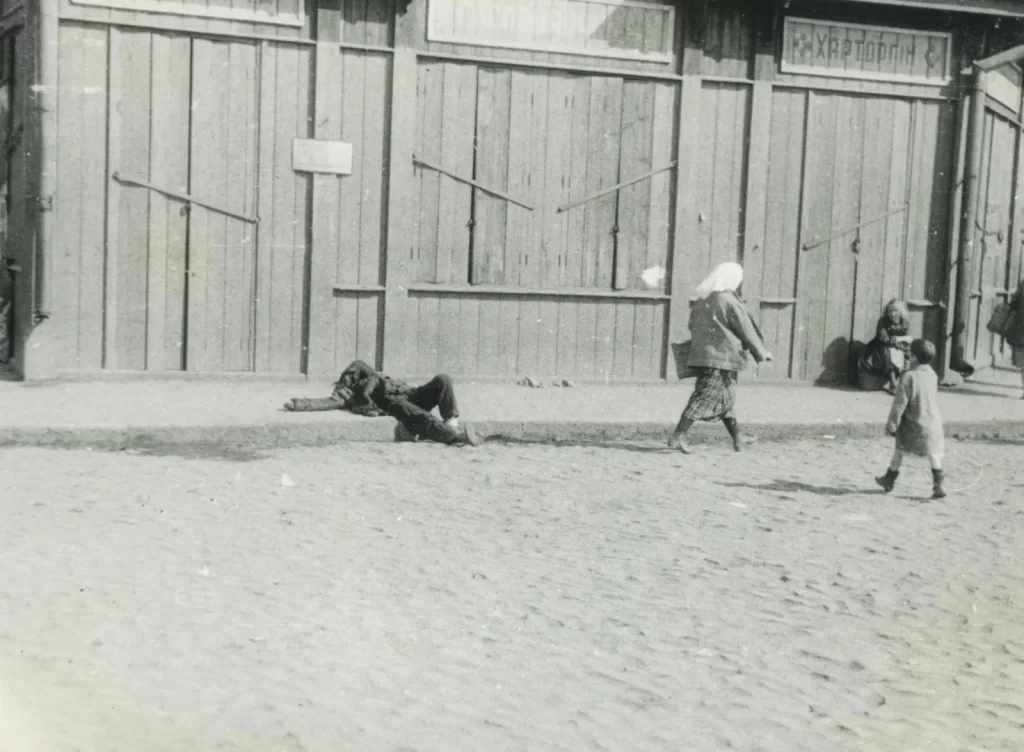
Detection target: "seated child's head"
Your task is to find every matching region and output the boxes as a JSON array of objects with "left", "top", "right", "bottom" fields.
[{"left": 909, "top": 338, "right": 936, "bottom": 366}]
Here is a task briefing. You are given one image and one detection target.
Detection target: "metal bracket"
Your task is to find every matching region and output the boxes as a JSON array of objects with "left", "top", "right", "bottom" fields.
[
  {"left": 112, "top": 172, "right": 259, "bottom": 224},
  {"left": 802, "top": 203, "right": 909, "bottom": 251},
  {"left": 557, "top": 162, "right": 677, "bottom": 214},
  {"left": 413, "top": 156, "right": 534, "bottom": 211}
]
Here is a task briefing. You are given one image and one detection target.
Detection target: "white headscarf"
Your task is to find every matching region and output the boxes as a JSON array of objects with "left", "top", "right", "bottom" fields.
[{"left": 695, "top": 262, "right": 743, "bottom": 300}]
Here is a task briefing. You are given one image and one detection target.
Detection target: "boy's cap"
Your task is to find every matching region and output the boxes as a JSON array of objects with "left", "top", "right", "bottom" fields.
[{"left": 910, "top": 338, "right": 936, "bottom": 365}]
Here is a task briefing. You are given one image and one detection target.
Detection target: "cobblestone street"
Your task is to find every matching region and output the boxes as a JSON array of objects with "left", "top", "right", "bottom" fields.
[{"left": 2, "top": 438, "right": 1022, "bottom": 752}]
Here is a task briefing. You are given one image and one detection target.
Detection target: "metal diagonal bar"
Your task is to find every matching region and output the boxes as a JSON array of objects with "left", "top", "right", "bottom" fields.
[
  {"left": 802, "top": 203, "right": 908, "bottom": 251},
  {"left": 556, "top": 162, "right": 677, "bottom": 214},
  {"left": 112, "top": 172, "right": 260, "bottom": 224},
  {"left": 413, "top": 156, "right": 534, "bottom": 211}
]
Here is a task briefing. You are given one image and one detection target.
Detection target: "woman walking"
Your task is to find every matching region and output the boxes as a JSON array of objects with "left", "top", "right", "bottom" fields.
[
  {"left": 668, "top": 262, "right": 772, "bottom": 454},
  {"left": 1007, "top": 278, "right": 1024, "bottom": 399}
]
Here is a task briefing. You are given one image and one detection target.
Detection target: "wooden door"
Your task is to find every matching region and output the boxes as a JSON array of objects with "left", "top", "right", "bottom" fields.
[
  {"left": 792, "top": 92, "right": 916, "bottom": 384},
  {"left": 185, "top": 40, "right": 260, "bottom": 372},
  {"left": 968, "top": 108, "right": 1020, "bottom": 370}
]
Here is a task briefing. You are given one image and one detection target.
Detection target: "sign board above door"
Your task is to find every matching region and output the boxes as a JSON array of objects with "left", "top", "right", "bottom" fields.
[
  {"left": 292, "top": 139, "right": 353, "bottom": 176},
  {"left": 427, "top": 0, "right": 675, "bottom": 64},
  {"left": 781, "top": 17, "right": 952, "bottom": 85}
]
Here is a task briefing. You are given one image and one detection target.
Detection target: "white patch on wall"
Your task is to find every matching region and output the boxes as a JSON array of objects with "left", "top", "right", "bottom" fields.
[{"left": 640, "top": 265, "right": 666, "bottom": 290}]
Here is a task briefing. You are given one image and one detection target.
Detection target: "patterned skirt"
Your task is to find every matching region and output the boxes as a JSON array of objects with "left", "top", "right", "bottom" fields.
[{"left": 681, "top": 368, "right": 737, "bottom": 422}]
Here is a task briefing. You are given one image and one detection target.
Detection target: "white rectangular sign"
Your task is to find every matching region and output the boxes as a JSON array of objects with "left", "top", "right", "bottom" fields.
[{"left": 292, "top": 139, "right": 354, "bottom": 176}]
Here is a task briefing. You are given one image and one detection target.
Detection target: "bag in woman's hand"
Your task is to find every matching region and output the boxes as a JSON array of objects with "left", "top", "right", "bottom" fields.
[{"left": 987, "top": 302, "right": 1013, "bottom": 336}]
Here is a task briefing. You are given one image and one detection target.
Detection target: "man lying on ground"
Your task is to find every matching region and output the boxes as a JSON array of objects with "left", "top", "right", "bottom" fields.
[{"left": 284, "top": 360, "right": 480, "bottom": 447}]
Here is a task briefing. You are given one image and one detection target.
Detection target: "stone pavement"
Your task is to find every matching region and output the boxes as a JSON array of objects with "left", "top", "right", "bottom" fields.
[{"left": 1, "top": 367, "right": 1022, "bottom": 449}]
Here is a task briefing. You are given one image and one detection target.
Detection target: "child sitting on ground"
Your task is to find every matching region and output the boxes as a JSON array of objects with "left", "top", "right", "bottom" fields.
[{"left": 875, "top": 339, "right": 946, "bottom": 499}]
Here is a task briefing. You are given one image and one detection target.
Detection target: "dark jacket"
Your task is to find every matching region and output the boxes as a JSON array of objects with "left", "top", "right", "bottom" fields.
[
  {"left": 1007, "top": 280, "right": 1024, "bottom": 348},
  {"left": 337, "top": 360, "right": 412, "bottom": 412},
  {"left": 687, "top": 291, "right": 768, "bottom": 371}
]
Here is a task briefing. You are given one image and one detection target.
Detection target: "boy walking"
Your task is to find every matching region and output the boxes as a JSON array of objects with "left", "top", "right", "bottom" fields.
[{"left": 875, "top": 339, "right": 946, "bottom": 500}]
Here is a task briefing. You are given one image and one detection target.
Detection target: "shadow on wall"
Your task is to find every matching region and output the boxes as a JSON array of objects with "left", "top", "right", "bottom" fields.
[{"left": 814, "top": 336, "right": 855, "bottom": 386}]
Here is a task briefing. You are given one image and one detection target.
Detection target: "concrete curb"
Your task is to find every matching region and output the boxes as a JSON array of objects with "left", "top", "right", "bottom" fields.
[{"left": 1, "top": 418, "right": 1023, "bottom": 450}]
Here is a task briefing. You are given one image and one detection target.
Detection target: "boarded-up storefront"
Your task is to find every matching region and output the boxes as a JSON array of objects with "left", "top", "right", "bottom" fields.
[{"left": 5, "top": 0, "right": 1024, "bottom": 383}]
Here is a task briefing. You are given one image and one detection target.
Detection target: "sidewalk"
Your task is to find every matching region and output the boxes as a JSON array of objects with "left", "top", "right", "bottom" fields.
[{"left": 1, "top": 368, "right": 1023, "bottom": 449}]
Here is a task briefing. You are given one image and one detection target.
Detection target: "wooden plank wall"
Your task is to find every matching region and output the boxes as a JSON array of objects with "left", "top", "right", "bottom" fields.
[
  {"left": 323, "top": 48, "right": 390, "bottom": 376},
  {"left": 968, "top": 108, "right": 1017, "bottom": 366},
  {"left": 53, "top": 24, "right": 109, "bottom": 368},
  {"left": 57, "top": 0, "right": 315, "bottom": 40},
  {"left": 408, "top": 0, "right": 681, "bottom": 76},
  {"left": 401, "top": 292, "right": 666, "bottom": 381},
  {"left": 413, "top": 62, "right": 676, "bottom": 292},
  {"left": 54, "top": 22, "right": 316, "bottom": 373},
  {"left": 691, "top": 82, "right": 750, "bottom": 288}
]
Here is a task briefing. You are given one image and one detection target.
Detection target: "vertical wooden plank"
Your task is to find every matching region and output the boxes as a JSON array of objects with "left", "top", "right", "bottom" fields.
[
  {"left": 268, "top": 44, "right": 304, "bottom": 372},
  {"left": 358, "top": 53, "right": 388, "bottom": 364},
  {"left": 520, "top": 71, "right": 549, "bottom": 288},
  {"left": 541, "top": 73, "right": 572, "bottom": 289},
  {"left": 583, "top": 76, "right": 622, "bottom": 289},
  {"left": 55, "top": 24, "right": 85, "bottom": 365},
  {"left": 574, "top": 299, "right": 597, "bottom": 378},
  {"left": 416, "top": 294, "right": 440, "bottom": 375},
  {"left": 383, "top": 46, "right": 419, "bottom": 375},
  {"left": 821, "top": 95, "right": 864, "bottom": 383},
  {"left": 593, "top": 301, "right": 615, "bottom": 379},
  {"left": 436, "top": 61, "right": 475, "bottom": 284},
  {"left": 631, "top": 300, "right": 654, "bottom": 379},
  {"left": 563, "top": 75, "right": 591, "bottom": 288},
  {"left": 473, "top": 67, "right": 511, "bottom": 285},
  {"left": 334, "top": 63, "right": 360, "bottom": 369},
  {"left": 616, "top": 80, "right": 654, "bottom": 291},
  {"left": 882, "top": 100, "right": 912, "bottom": 315},
  {"left": 185, "top": 38, "right": 211, "bottom": 371},
  {"left": 516, "top": 74, "right": 549, "bottom": 373},
  {"left": 476, "top": 296, "right": 502, "bottom": 375},
  {"left": 114, "top": 30, "right": 152, "bottom": 371},
  {"left": 255, "top": 41, "right": 275, "bottom": 372},
  {"left": 645, "top": 82, "right": 674, "bottom": 293},
  {"left": 222, "top": 41, "right": 259, "bottom": 371},
  {"left": 77, "top": 26, "right": 110, "bottom": 368},
  {"left": 666, "top": 68, "right": 703, "bottom": 370},
  {"left": 504, "top": 70, "right": 532, "bottom": 288},
  {"left": 794, "top": 91, "right": 833, "bottom": 381},
  {"left": 611, "top": 299, "right": 635, "bottom": 378},
  {"left": 457, "top": 294, "right": 480, "bottom": 375},
  {"left": 694, "top": 85, "right": 718, "bottom": 279},
  {"left": 436, "top": 294, "right": 461, "bottom": 372},
  {"left": 146, "top": 33, "right": 190, "bottom": 371},
  {"left": 416, "top": 62, "right": 443, "bottom": 283},
  {"left": 740, "top": 81, "right": 771, "bottom": 350},
  {"left": 191, "top": 40, "right": 229, "bottom": 371},
  {"left": 309, "top": 0, "right": 343, "bottom": 377},
  {"left": 852, "top": 97, "right": 895, "bottom": 359},
  {"left": 759, "top": 90, "right": 804, "bottom": 380},
  {"left": 498, "top": 297, "right": 520, "bottom": 376}
]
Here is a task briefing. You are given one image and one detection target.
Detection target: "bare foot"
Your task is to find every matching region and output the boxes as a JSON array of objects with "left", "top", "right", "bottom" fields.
[
  {"left": 667, "top": 436, "right": 692, "bottom": 454},
  {"left": 733, "top": 436, "right": 757, "bottom": 452}
]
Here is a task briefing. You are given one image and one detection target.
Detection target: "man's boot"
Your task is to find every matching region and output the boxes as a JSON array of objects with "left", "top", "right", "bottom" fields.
[
  {"left": 875, "top": 468, "right": 899, "bottom": 493},
  {"left": 931, "top": 469, "right": 946, "bottom": 500}
]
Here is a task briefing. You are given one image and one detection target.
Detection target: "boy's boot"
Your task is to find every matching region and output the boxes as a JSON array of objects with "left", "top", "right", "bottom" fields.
[
  {"left": 875, "top": 468, "right": 899, "bottom": 493},
  {"left": 931, "top": 469, "right": 946, "bottom": 500}
]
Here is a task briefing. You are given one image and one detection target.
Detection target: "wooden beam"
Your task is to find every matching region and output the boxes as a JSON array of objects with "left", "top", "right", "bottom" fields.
[
  {"left": 404, "top": 284, "right": 670, "bottom": 301},
  {"left": 381, "top": 46, "right": 418, "bottom": 375},
  {"left": 666, "top": 80, "right": 702, "bottom": 373},
  {"left": 102, "top": 27, "right": 122, "bottom": 369},
  {"left": 741, "top": 6, "right": 777, "bottom": 380},
  {"left": 306, "top": 0, "right": 343, "bottom": 378}
]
